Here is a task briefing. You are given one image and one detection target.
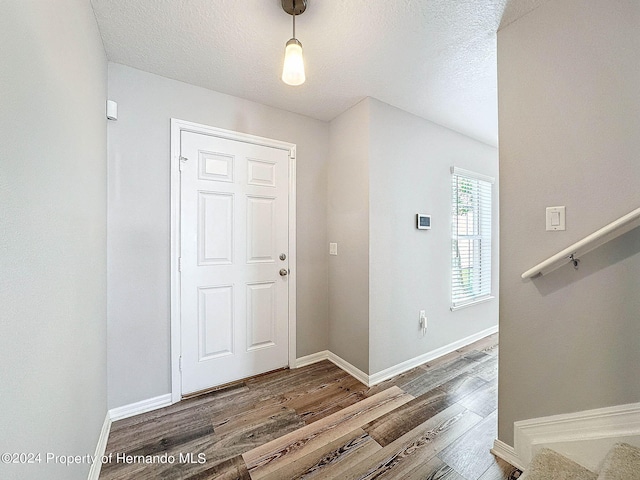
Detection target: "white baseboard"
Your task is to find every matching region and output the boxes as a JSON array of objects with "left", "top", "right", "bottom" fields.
[
  {"left": 368, "top": 325, "right": 499, "bottom": 386},
  {"left": 295, "top": 325, "right": 498, "bottom": 388},
  {"left": 296, "top": 350, "right": 369, "bottom": 385},
  {"left": 491, "top": 439, "right": 525, "bottom": 471},
  {"left": 513, "top": 402, "right": 640, "bottom": 471},
  {"left": 108, "top": 393, "right": 173, "bottom": 422},
  {"left": 92, "top": 328, "right": 498, "bottom": 478},
  {"left": 87, "top": 412, "right": 111, "bottom": 480},
  {"left": 326, "top": 351, "right": 369, "bottom": 386},
  {"left": 295, "top": 350, "right": 330, "bottom": 369},
  {"left": 87, "top": 394, "right": 173, "bottom": 479}
]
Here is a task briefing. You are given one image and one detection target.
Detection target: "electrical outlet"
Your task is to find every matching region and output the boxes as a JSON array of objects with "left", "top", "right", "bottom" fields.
[{"left": 419, "top": 310, "right": 427, "bottom": 336}]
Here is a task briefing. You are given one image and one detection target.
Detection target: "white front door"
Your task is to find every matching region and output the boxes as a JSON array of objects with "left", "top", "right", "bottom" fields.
[{"left": 179, "top": 130, "right": 290, "bottom": 395}]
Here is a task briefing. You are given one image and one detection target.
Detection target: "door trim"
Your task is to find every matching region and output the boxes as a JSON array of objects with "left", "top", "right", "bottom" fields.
[{"left": 170, "top": 118, "right": 297, "bottom": 404}]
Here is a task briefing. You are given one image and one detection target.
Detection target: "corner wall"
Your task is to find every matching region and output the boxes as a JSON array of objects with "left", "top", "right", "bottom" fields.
[
  {"left": 107, "top": 64, "right": 330, "bottom": 409},
  {"left": 326, "top": 98, "right": 499, "bottom": 376},
  {"left": 0, "top": 1, "right": 108, "bottom": 478},
  {"left": 497, "top": 0, "right": 640, "bottom": 446},
  {"left": 368, "top": 99, "right": 499, "bottom": 374},
  {"left": 327, "top": 99, "right": 371, "bottom": 373}
]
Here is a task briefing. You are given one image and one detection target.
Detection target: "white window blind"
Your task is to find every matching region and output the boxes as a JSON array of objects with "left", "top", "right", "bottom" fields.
[{"left": 451, "top": 167, "right": 494, "bottom": 309}]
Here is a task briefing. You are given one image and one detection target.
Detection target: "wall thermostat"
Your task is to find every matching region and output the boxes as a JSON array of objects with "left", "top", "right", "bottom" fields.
[{"left": 417, "top": 214, "right": 431, "bottom": 230}]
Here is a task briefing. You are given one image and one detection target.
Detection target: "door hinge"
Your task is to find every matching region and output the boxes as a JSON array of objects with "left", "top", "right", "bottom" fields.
[
  {"left": 179, "top": 156, "right": 188, "bottom": 171},
  {"left": 178, "top": 257, "right": 182, "bottom": 272},
  {"left": 179, "top": 356, "right": 182, "bottom": 372}
]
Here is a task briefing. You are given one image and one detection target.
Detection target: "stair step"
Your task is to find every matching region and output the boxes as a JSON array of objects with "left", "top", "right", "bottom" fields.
[
  {"left": 597, "top": 443, "right": 640, "bottom": 480},
  {"left": 241, "top": 386, "right": 413, "bottom": 479},
  {"left": 521, "top": 448, "right": 597, "bottom": 480}
]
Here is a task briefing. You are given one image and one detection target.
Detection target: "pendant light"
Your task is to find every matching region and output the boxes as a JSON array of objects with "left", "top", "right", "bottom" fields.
[{"left": 281, "top": 0, "right": 307, "bottom": 86}]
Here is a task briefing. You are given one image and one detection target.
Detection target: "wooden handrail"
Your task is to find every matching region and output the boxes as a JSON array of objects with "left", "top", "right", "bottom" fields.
[{"left": 522, "top": 207, "right": 640, "bottom": 279}]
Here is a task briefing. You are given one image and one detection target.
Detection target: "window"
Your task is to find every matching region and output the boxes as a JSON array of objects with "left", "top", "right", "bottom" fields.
[{"left": 451, "top": 167, "right": 494, "bottom": 310}]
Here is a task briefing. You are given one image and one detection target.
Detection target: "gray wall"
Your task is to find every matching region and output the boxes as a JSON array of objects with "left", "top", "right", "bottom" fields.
[
  {"left": 107, "top": 63, "right": 330, "bottom": 408},
  {"left": 0, "top": 1, "right": 108, "bottom": 479},
  {"left": 327, "top": 99, "right": 371, "bottom": 373},
  {"left": 326, "top": 98, "right": 498, "bottom": 375},
  {"left": 497, "top": 0, "right": 640, "bottom": 446},
  {"left": 368, "top": 99, "right": 499, "bottom": 374}
]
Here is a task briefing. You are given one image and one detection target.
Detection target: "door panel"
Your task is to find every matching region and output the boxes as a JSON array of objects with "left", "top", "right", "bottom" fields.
[
  {"left": 198, "top": 192, "right": 233, "bottom": 265},
  {"left": 246, "top": 282, "right": 276, "bottom": 351},
  {"left": 180, "top": 131, "right": 289, "bottom": 395},
  {"left": 200, "top": 151, "right": 234, "bottom": 182},
  {"left": 198, "top": 285, "right": 234, "bottom": 359},
  {"left": 247, "top": 158, "right": 276, "bottom": 187},
  {"left": 247, "top": 196, "right": 276, "bottom": 263}
]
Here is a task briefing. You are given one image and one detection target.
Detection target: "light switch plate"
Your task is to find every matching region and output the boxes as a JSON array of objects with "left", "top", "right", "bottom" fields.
[
  {"left": 329, "top": 243, "right": 338, "bottom": 255},
  {"left": 546, "top": 206, "right": 566, "bottom": 231}
]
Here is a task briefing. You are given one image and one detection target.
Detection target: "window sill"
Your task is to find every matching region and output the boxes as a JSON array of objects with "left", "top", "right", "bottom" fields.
[{"left": 450, "top": 295, "right": 495, "bottom": 312}]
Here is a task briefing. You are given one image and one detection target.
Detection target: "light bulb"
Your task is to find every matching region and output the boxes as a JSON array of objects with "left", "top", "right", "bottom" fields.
[{"left": 282, "top": 38, "right": 305, "bottom": 86}]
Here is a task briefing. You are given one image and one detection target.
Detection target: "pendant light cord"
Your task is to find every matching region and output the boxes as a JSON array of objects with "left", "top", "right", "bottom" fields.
[{"left": 292, "top": 2, "right": 296, "bottom": 39}]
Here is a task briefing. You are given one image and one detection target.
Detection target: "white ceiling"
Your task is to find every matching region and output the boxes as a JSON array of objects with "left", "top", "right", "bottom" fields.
[{"left": 90, "top": 0, "right": 548, "bottom": 147}]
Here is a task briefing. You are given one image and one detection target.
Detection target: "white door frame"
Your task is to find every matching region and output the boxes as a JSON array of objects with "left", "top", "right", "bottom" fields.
[{"left": 170, "top": 118, "right": 297, "bottom": 404}]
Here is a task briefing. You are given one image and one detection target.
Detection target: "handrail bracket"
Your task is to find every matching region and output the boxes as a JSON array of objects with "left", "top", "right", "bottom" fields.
[{"left": 568, "top": 253, "right": 580, "bottom": 270}]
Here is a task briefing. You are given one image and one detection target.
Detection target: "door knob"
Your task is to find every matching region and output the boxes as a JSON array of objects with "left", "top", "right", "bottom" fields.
[{"left": 279, "top": 268, "right": 288, "bottom": 276}]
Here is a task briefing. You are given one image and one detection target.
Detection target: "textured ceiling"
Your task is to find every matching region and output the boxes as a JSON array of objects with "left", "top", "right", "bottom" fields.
[{"left": 90, "top": 0, "right": 549, "bottom": 147}]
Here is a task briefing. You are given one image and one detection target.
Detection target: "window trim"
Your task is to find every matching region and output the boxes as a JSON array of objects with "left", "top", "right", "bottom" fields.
[
  {"left": 450, "top": 166, "right": 495, "bottom": 311},
  {"left": 450, "top": 294, "right": 495, "bottom": 312},
  {"left": 450, "top": 166, "right": 495, "bottom": 184}
]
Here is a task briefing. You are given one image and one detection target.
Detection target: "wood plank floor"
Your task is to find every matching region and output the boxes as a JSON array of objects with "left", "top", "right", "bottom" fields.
[{"left": 99, "top": 333, "right": 520, "bottom": 480}]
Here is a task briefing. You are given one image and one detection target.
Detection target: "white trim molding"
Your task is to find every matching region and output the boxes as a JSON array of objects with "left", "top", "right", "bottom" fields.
[
  {"left": 491, "top": 439, "right": 525, "bottom": 471},
  {"left": 450, "top": 166, "right": 495, "bottom": 184},
  {"left": 493, "top": 402, "right": 640, "bottom": 472},
  {"left": 295, "top": 350, "right": 369, "bottom": 386},
  {"left": 368, "top": 325, "right": 498, "bottom": 386},
  {"left": 295, "top": 350, "right": 330, "bottom": 369},
  {"left": 87, "top": 413, "right": 111, "bottom": 480},
  {"left": 108, "top": 394, "right": 173, "bottom": 422},
  {"left": 296, "top": 325, "right": 499, "bottom": 388},
  {"left": 514, "top": 402, "right": 640, "bottom": 470},
  {"left": 326, "top": 352, "right": 369, "bottom": 386},
  {"left": 88, "top": 395, "right": 173, "bottom": 479},
  {"left": 169, "top": 118, "right": 297, "bottom": 404}
]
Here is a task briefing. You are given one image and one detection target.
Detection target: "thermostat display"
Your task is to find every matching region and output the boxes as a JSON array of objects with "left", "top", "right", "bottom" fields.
[{"left": 417, "top": 214, "right": 431, "bottom": 230}]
